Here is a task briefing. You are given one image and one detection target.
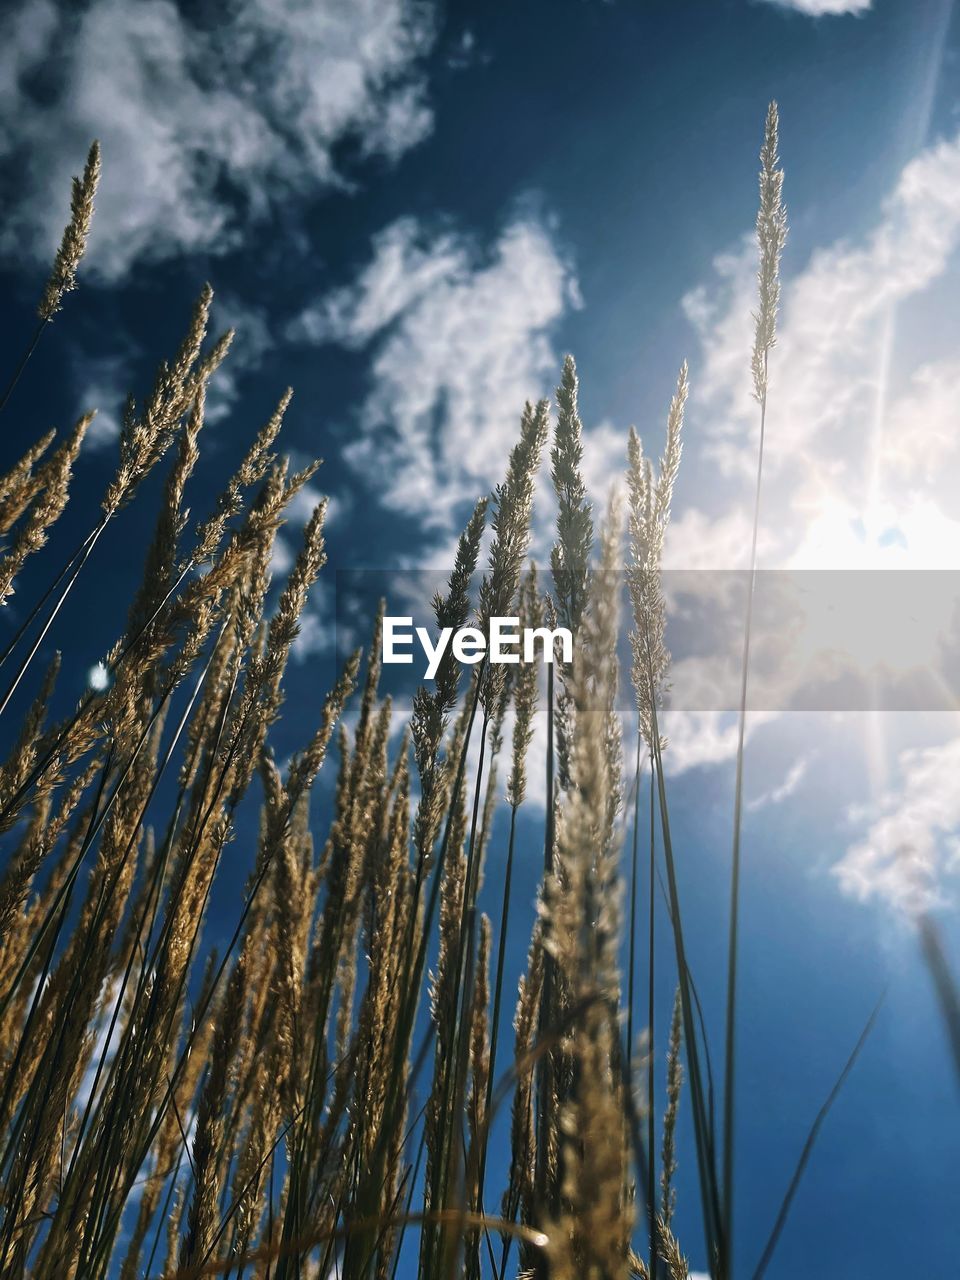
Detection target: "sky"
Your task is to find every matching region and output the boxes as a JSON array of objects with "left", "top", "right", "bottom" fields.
[{"left": 1, "top": 0, "right": 960, "bottom": 1275}]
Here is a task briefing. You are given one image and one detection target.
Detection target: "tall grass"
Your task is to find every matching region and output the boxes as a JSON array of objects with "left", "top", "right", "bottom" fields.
[
  {"left": 0, "top": 108, "right": 900, "bottom": 1280},
  {"left": 722, "top": 102, "right": 787, "bottom": 1280}
]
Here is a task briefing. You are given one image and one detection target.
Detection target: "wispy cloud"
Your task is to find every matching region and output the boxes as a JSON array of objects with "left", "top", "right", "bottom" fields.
[
  {"left": 292, "top": 212, "right": 580, "bottom": 530},
  {"left": 74, "top": 353, "right": 127, "bottom": 451},
  {"left": 204, "top": 296, "right": 275, "bottom": 424},
  {"left": 835, "top": 736, "right": 960, "bottom": 913},
  {"left": 70, "top": 293, "right": 273, "bottom": 448},
  {"left": 678, "top": 129, "right": 960, "bottom": 573},
  {"left": 759, "top": 0, "right": 872, "bottom": 14},
  {"left": 291, "top": 579, "right": 336, "bottom": 662},
  {"left": 747, "top": 752, "right": 812, "bottom": 810},
  {"left": 661, "top": 710, "right": 774, "bottom": 777},
  {"left": 678, "top": 126, "right": 960, "bottom": 905},
  {"left": 0, "top": 0, "right": 436, "bottom": 279},
  {"left": 284, "top": 483, "right": 344, "bottom": 531}
]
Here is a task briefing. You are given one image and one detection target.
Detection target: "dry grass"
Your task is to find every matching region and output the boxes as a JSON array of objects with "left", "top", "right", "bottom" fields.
[{"left": 0, "top": 106, "right": 904, "bottom": 1280}]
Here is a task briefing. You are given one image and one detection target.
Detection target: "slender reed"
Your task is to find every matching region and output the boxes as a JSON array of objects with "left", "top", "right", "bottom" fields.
[
  {"left": 0, "top": 142, "right": 101, "bottom": 417},
  {"left": 722, "top": 100, "right": 787, "bottom": 1280},
  {"left": 0, "top": 107, "right": 901, "bottom": 1280}
]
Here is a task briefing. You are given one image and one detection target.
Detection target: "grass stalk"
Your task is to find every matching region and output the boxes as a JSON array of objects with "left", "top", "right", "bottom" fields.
[{"left": 723, "top": 100, "right": 786, "bottom": 1279}]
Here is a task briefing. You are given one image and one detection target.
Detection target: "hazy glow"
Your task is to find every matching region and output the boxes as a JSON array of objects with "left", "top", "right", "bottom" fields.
[
  {"left": 791, "top": 496, "right": 960, "bottom": 573},
  {"left": 761, "top": 0, "right": 872, "bottom": 14},
  {"left": 87, "top": 662, "right": 110, "bottom": 692}
]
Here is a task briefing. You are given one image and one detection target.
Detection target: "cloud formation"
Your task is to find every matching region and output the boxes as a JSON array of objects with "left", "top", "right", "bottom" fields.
[
  {"left": 292, "top": 213, "right": 580, "bottom": 528},
  {"left": 70, "top": 292, "right": 273, "bottom": 451},
  {"left": 673, "top": 123, "right": 960, "bottom": 906},
  {"left": 659, "top": 710, "right": 774, "bottom": 777},
  {"left": 836, "top": 736, "right": 960, "bottom": 912},
  {"left": 679, "top": 128, "right": 960, "bottom": 574},
  {"left": 74, "top": 354, "right": 127, "bottom": 451},
  {"left": 747, "top": 753, "right": 811, "bottom": 810},
  {"left": 759, "top": 0, "right": 872, "bottom": 14},
  {"left": 0, "top": 0, "right": 436, "bottom": 279}
]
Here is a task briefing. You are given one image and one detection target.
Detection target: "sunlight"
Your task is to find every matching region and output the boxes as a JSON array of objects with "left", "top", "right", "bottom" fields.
[
  {"left": 787, "top": 496, "right": 960, "bottom": 681},
  {"left": 792, "top": 495, "right": 960, "bottom": 573},
  {"left": 855, "top": 0, "right": 957, "bottom": 791}
]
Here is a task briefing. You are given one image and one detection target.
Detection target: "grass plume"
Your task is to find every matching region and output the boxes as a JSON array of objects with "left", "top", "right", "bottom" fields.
[{"left": 0, "top": 105, "right": 912, "bottom": 1280}]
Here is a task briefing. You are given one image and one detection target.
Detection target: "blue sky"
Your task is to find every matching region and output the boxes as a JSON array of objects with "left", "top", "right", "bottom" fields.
[{"left": 1, "top": 0, "right": 960, "bottom": 1274}]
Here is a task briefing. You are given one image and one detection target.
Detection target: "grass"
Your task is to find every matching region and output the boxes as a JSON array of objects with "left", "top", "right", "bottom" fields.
[{"left": 0, "top": 104, "right": 943, "bottom": 1280}]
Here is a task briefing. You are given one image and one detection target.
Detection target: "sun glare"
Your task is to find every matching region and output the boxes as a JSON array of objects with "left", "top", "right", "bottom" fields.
[{"left": 777, "top": 496, "right": 960, "bottom": 709}]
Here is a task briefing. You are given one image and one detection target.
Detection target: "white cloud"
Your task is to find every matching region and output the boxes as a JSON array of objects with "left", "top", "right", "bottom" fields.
[
  {"left": 204, "top": 296, "right": 275, "bottom": 424},
  {"left": 75, "top": 979, "right": 121, "bottom": 1111},
  {"left": 270, "top": 533, "right": 295, "bottom": 580},
  {"left": 75, "top": 354, "right": 128, "bottom": 450},
  {"left": 880, "top": 356, "right": 960, "bottom": 482},
  {"left": 292, "top": 213, "right": 580, "bottom": 529},
  {"left": 578, "top": 420, "right": 630, "bottom": 511},
  {"left": 681, "top": 128, "right": 960, "bottom": 575},
  {"left": 835, "top": 736, "right": 960, "bottom": 913},
  {"left": 292, "top": 218, "right": 464, "bottom": 347},
  {"left": 679, "top": 127, "right": 960, "bottom": 904},
  {"left": 291, "top": 611, "right": 332, "bottom": 662},
  {"left": 71, "top": 293, "right": 275, "bottom": 454},
  {"left": 747, "top": 752, "right": 812, "bottom": 810},
  {"left": 660, "top": 710, "right": 774, "bottom": 777},
  {"left": 759, "top": 0, "right": 872, "bottom": 13},
  {"left": 664, "top": 507, "right": 766, "bottom": 572},
  {"left": 0, "top": 0, "right": 436, "bottom": 279},
  {"left": 290, "top": 579, "right": 337, "bottom": 662},
  {"left": 284, "top": 482, "right": 342, "bottom": 529}
]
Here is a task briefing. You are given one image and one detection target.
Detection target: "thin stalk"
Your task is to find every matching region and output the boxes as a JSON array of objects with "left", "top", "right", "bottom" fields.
[
  {"left": 723, "top": 348, "right": 768, "bottom": 1278},
  {"left": 388, "top": 1103, "right": 428, "bottom": 1280},
  {"left": 0, "top": 555, "right": 198, "bottom": 832},
  {"left": 0, "top": 747, "right": 111, "bottom": 1138},
  {"left": 920, "top": 917, "right": 960, "bottom": 1085},
  {"left": 533, "top": 659, "right": 555, "bottom": 1246},
  {"left": 627, "top": 732, "right": 642, "bottom": 1067},
  {"left": 429, "top": 706, "right": 489, "bottom": 1280},
  {"left": 647, "top": 754, "right": 657, "bottom": 1280},
  {"left": 79, "top": 702, "right": 252, "bottom": 1275},
  {"left": 145, "top": 1145, "right": 185, "bottom": 1279},
  {"left": 0, "top": 640, "right": 209, "bottom": 1023},
  {"left": 751, "top": 997, "right": 882, "bottom": 1279},
  {"left": 75, "top": 651, "right": 268, "bottom": 1272},
  {"left": 651, "top": 856, "right": 718, "bottom": 1157},
  {"left": 475, "top": 800, "right": 520, "bottom": 1244},
  {"left": 0, "top": 524, "right": 95, "bottom": 671},
  {"left": 648, "top": 664, "right": 724, "bottom": 1270},
  {"left": 399, "top": 663, "right": 487, "bottom": 1070},
  {"left": 629, "top": 727, "right": 658, "bottom": 1278},
  {"left": 0, "top": 518, "right": 108, "bottom": 720},
  {"left": 59, "top": 636, "right": 224, "bottom": 1184},
  {"left": 332, "top": 664, "right": 487, "bottom": 1280},
  {"left": 0, "top": 318, "right": 47, "bottom": 416}
]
